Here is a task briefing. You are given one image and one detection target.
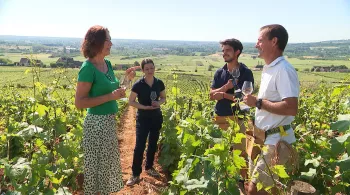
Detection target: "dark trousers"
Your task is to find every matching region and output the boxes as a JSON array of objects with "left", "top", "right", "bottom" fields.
[{"left": 132, "top": 115, "right": 163, "bottom": 176}]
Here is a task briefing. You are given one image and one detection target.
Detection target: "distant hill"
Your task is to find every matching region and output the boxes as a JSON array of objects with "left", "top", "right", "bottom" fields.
[
  {"left": 244, "top": 39, "right": 350, "bottom": 60},
  {"left": 0, "top": 35, "right": 349, "bottom": 60}
]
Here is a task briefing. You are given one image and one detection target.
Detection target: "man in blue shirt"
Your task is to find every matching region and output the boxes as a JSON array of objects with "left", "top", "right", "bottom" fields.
[
  {"left": 210, "top": 38, "right": 254, "bottom": 184},
  {"left": 210, "top": 38, "right": 254, "bottom": 117}
]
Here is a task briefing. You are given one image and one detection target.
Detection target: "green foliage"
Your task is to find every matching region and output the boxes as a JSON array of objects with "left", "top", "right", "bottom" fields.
[
  {"left": 293, "top": 83, "right": 350, "bottom": 194},
  {"left": 0, "top": 58, "right": 12, "bottom": 65},
  {"left": 208, "top": 64, "right": 214, "bottom": 71},
  {"left": 0, "top": 65, "right": 127, "bottom": 193},
  {"left": 0, "top": 52, "right": 349, "bottom": 194},
  {"left": 159, "top": 74, "right": 243, "bottom": 194},
  {"left": 159, "top": 74, "right": 350, "bottom": 194}
]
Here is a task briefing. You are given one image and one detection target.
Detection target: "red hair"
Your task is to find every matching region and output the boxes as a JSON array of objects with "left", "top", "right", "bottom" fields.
[{"left": 81, "top": 25, "right": 109, "bottom": 58}]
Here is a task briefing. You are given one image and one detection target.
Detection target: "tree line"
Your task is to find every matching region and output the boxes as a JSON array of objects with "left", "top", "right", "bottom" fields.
[{"left": 0, "top": 36, "right": 349, "bottom": 61}]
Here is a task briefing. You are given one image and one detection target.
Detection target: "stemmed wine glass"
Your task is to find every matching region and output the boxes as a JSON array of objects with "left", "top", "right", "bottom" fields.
[
  {"left": 239, "top": 81, "right": 253, "bottom": 110},
  {"left": 242, "top": 81, "right": 253, "bottom": 96},
  {"left": 230, "top": 68, "right": 240, "bottom": 89},
  {"left": 119, "top": 75, "right": 131, "bottom": 90},
  {"left": 150, "top": 91, "right": 157, "bottom": 101},
  {"left": 150, "top": 91, "right": 158, "bottom": 108},
  {"left": 119, "top": 75, "right": 131, "bottom": 101}
]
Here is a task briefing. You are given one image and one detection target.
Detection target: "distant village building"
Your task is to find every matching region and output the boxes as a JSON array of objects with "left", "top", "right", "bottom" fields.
[
  {"left": 253, "top": 61, "right": 264, "bottom": 71},
  {"left": 57, "top": 57, "right": 74, "bottom": 63},
  {"left": 336, "top": 69, "right": 350, "bottom": 73},
  {"left": 253, "top": 65, "right": 263, "bottom": 71},
  {"left": 19, "top": 58, "right": 30, "bottom": 66},
  {"left": 114, "top": 64, "right": 134, "bottom": 70},
  {"left": 65, "top": 47, "right": 78, "bottom": 53},
  {"left": 56, "top": 57, "right": 82, "bottom": 68},
  {"left": 18, "top": 58, "right": 43, "bottom": 66},
  {"left": 152, "top": 48, "right": 169, "bottom": 51},
  {"left": 311, "top": 65, "right": 348, "bottom": 72}
]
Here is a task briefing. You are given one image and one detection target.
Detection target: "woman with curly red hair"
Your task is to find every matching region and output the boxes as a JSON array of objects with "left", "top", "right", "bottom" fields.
[{"left": 75, "top": 25, "right": 139, "bottom": 195}]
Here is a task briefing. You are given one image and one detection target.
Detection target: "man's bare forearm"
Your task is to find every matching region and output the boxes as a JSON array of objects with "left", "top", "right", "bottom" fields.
[
  {"left": 223, "top": 93, "right": 236, "bottom": 102},
  {"left": 261, "top": 99, "right": 298, "bottom": 116},
  {"left": 210, "top": 86, "right": 227, "bottom": 95}
]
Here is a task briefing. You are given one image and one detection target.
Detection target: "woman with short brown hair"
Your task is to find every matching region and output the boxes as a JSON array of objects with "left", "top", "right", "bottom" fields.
[{"left": 126, "top": 59, "right": 166, "bottom": 186}]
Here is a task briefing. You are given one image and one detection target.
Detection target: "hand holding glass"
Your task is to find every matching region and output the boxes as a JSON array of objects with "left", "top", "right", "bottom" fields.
[{"left": 242, "top": 81, "right": 253, "bottom": 96}]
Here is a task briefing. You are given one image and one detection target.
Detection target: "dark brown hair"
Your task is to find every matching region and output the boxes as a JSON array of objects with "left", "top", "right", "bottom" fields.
[
  {"left": 220, "top": 38, "right": 243, "bottom": 57},
  {"left": 141, "top": 59, "right": 154, "bottom": 69},
  {"left": 260, "top": 24, "right": 289, "bottom": 51},
  {"left": 81, "top": 25, "right": 109, "bottom": 58}
]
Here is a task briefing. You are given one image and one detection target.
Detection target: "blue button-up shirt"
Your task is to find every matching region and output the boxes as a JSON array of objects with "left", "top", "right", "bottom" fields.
[{"left": 211, "top": 63, "right": 254, "bottom": 116}]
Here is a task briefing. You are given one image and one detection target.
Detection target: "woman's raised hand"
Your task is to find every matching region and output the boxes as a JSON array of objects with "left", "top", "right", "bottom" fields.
[
  {"left": 110, "top": 88, "right": 126, "bottom": 100},
  {"left": 125, "top": 66, "right": 141, "bottom": 80}
]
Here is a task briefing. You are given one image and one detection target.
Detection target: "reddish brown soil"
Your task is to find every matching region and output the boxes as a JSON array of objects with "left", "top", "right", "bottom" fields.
[{"left": 114, "top": 106, "right": 168, "bottom": 195}]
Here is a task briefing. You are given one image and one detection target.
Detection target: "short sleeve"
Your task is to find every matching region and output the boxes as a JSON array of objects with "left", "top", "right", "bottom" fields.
[
  {"left": 78, "top": 64, "right": 94, "bottom": 83},
  {"left": 211, "top": 70, "right": 220, "bottom": 89},
  {"left": 158, "top": 79, "right": 165, "bottom": 92},
  {"left": 276, "top": 66, "right": 300, "bottom": 99},
  {"left": 131, "top": 81, "right": 140, "bottom": 94}
]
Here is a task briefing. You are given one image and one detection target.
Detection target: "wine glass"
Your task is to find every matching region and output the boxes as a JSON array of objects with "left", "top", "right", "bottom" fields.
[
  {"left": 242, "top": 81, "right": 253, "bottom": 96},
  {"left": 119, "top": 75, "right": 130, "bottom": 90},
  {"left": 150, "top": 91, "right": 157, "bottom": 101},
  {"left": 230, "top": 68, "right": 240, "bottom": 88},
  {"left": 239, "top": 81, "right": 253, "bottom": 111},
  {"left": 231, "top": 68, "right": 240, "bottom": 79},
  {"left": 119, "top": 75, "right": 130, "bottom": 101}
]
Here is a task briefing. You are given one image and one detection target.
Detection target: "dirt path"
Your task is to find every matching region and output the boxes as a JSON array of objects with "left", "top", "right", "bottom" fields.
[{"left": 114, "top": 106, "right": 168, "bottom": 195}]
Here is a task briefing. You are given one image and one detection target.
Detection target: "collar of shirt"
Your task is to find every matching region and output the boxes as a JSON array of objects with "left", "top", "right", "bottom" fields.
[
  {"left": 140, "top": 76, "right": 157, "bottom": 86},
  {"left": 222, "top": 63, "right": 246, "bottom": 73},
  {"left": 265, "top": 56, "right": 285, "bottom": 69}
]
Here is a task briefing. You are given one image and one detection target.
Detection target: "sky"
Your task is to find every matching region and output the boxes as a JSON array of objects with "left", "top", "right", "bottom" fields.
[{"left": 0, "top": 0, "right": 350, "bottom": 43}]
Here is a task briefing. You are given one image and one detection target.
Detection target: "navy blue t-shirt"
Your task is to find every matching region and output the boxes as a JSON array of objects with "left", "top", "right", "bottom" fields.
[
  {"left": 132, "top": 77, "right": 165, "bottom": 117},
  {"left": 211, "top": 63, "right": 254, "bottom": 116}
]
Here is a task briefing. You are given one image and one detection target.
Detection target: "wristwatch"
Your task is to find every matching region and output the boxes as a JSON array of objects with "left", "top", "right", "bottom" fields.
[{"left": 256, "top": 98, "right": 263, "bottom": 109}]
